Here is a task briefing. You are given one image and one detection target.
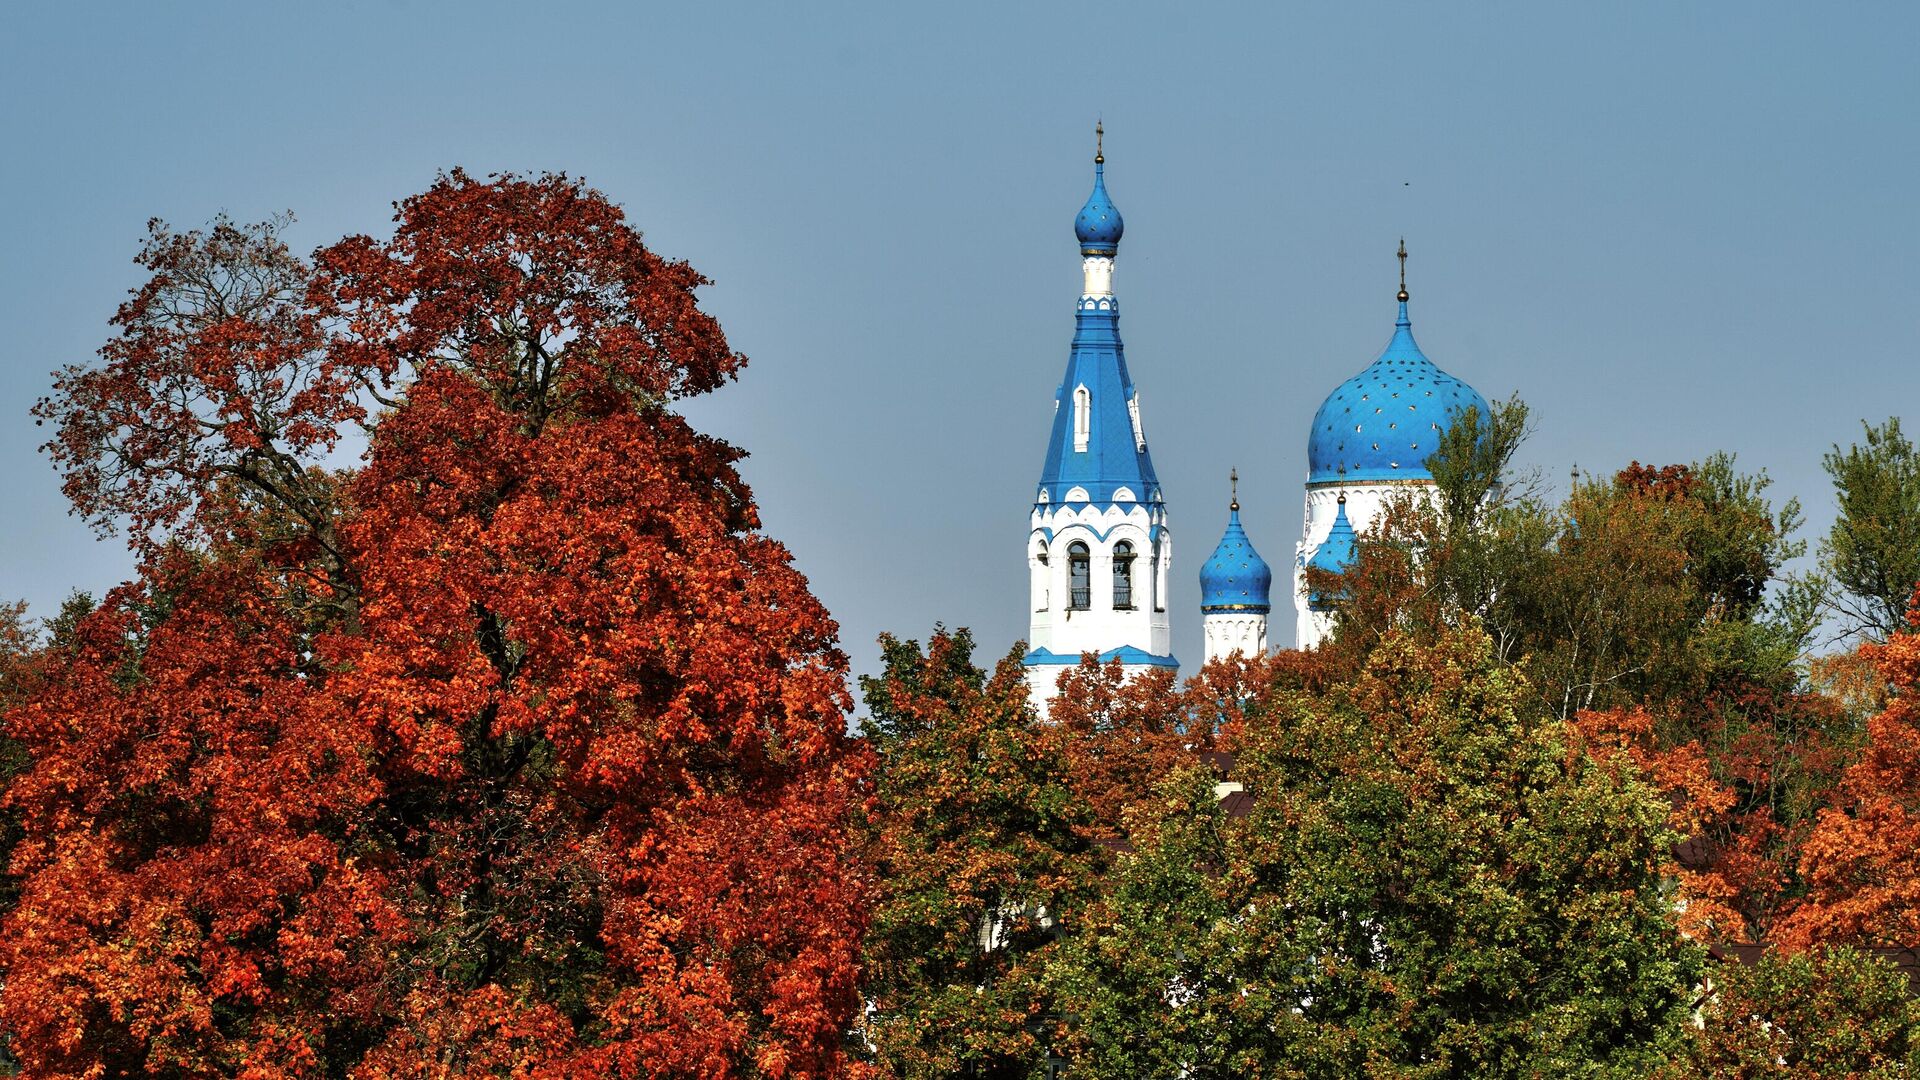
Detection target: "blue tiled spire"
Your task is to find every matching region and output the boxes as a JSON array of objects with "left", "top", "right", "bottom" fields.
[
  {"left": 1306, "top": 492, "right": 1357, "bottom": 611},
  {"left": 1035, "top": 127, "right": 1160, "bottom": 509},
  {"left": 1200, "top": 474, "right": 1272, "bottom": 612}
]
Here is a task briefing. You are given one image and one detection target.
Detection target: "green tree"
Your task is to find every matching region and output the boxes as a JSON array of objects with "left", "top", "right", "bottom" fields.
[
  {"left": 1821, "top": 417, "right": 1920, "bottom": 641},
  {"left": 1425, "top": 393, "right": 1534, "bottom": 536},
  {"left": 1059, "top": 627, "right": 1702, "bottom": 1078},
  {"left": 0, "top": 600, "right": 41, "bottom": 1074},
  {"left": 1505, "top": 455, "right": 1812, "bottom": 718},
  {"left": 1324, "top": 413, "right": 1853, "bottom": 941},
  {"left": 0, "top": 596, "right": 77, "bottom": 918},
  {"left": 1322, "top": 415, "right": 1816, "bottom": 720},
  {"left": 1680, "top": 947, "right": 1920, "bottom": 1077},
  {"left": 857, "top": 629, "right": 1099, "bottom": 1078},
  {"left": 1052, "top": 767, "right": 1242, "bottom": 1078}
]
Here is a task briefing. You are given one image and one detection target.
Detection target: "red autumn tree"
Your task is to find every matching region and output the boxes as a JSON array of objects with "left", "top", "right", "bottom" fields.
[
  {"left": 1778, "top": 585, "right": 1920, "bottom": 949},
  {"left": 1046, "top": 651, "right": 1308, "bottom": 845},
  {"left": 6, "top": 172, "right": 868, "bottom": 1078}
]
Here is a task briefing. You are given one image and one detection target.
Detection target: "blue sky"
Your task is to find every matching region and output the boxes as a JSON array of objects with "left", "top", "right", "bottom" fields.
[{"left": 2, "top": 2, "right": 1914, "bottom": 678}]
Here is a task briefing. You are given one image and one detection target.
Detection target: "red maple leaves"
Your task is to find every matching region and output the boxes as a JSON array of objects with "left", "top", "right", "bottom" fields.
[
  {"left": 6, "top": 172, "right": 867, "bottom": 1078},
  {"left": 1780, "top": 585, "right": 1920, "bottom": 949}
]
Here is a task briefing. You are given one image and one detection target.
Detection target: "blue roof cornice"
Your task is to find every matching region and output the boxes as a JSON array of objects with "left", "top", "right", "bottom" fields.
[
  {"left": 1031, "top": 517, "right": 1167, "bottom": 545},
  {"left": 1023, "top": 645, "right": 1179, "bottom": 668}
]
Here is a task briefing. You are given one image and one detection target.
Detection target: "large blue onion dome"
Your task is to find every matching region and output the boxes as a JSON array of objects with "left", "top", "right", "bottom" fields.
[
  {"left": 1306, "top": 253, "right": 1489, "bottom": 484},
  {"left": 1200, "top": 479, "right": 1272, "bottom": 613},
  {"left": 1306, "top": 493, "right": 1358, "bottom": 611},
  {"left": 1074, "top": 123, "right": 1123, "bottom": 256}
]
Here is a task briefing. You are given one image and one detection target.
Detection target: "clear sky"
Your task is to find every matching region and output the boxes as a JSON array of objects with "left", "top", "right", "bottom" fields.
[{"left": 2, "top": 2, "right": 1914, "bottom": 680}]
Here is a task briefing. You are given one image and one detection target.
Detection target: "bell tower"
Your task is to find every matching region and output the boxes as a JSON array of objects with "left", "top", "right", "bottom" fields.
[{"left": 1024, "top": 125, "right": 1176, "bottom": 709}]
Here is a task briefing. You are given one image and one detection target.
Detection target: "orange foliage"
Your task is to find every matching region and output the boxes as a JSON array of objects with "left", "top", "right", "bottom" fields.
[
  {"left": 4, "top": 173, "right": 867, "bottom": 1077},
  {"left": 1779, "top": 586, "right": 1920, "bottom": 949},
  {"left": 1576, "top": 706, "right": 1754, "bottom": 940},
  {"left": 1048, "top": 651, "right": 1305, "bottom": 845}
]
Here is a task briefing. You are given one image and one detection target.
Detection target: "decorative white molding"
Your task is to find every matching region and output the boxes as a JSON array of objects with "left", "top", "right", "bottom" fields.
[
  {"left": 1203, "top": 612, "right": 1269, "bottom": 664},
  {"left": 1081, "top": 255, "right": 1115, "bottom": 299}
]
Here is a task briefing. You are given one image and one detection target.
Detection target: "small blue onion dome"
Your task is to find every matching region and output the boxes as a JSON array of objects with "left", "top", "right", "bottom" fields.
[
  {"left": 1200, "top": 494, "right": 1272, "bottom": 613},
  {"left": 1305, "top": 298, "right": 1489, "bottom": 485},
  {"left": 1306, "top": 493, "right": 1358, "bottom": 612},
  {"left": 1075, "top": 127, "right": 1123, "bottom": 256}
]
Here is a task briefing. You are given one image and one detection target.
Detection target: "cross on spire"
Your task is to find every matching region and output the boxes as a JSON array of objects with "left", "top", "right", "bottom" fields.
[
  {"left": 1230, "top": 467, "right": 1239, "bottom": 511},
  {"left": 1397, "top": 237, "right": 1410, "bottom": 303},
  {"left": 1094, "top": 120, "right": 1104, "bottom": 164}
]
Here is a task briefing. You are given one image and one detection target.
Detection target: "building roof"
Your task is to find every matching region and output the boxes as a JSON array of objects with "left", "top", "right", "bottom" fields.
[
  {"left": 1036, "top": 146, "right": 1162, "bottom": 509},
  {"left": 1074, "top": 125, "right": 1123, "bottom": 256},
  {"left": 1200, "top": 495, "right": 1273, "bottom": 613},
  {"left": 1305, "top": 493, "right": 1358, "bottom": 611},
  {"left": 1306, "top": 296, "right": 1489, "bottom": 485}
]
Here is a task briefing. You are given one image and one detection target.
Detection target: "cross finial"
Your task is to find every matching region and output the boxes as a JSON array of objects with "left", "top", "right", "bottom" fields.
[
  {"left": 1094, "top": 120, "right": 1104, "bottom": 165},
  {"left": 1230, "top": 467, "right": 1239, "bottom": 511},
  {"left": 1397, "top": 237, "right": 1409, "bottom": 303}
]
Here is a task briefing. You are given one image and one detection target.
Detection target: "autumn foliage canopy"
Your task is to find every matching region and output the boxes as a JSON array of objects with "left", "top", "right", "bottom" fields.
[
  {"left": 8, "top": 170, "right": 1920, "bottom": 1079},
  {"left": 3, "top": 173, "right": 868, "bottom": 1078}
]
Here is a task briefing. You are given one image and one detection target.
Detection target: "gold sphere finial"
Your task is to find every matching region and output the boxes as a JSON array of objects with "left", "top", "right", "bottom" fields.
[
  {"left": 1094, "top": 120, "right": 1104, "bottom": 165},
  {"left": 1396, "top": 237, "right": 1410, "bottom": 303}
]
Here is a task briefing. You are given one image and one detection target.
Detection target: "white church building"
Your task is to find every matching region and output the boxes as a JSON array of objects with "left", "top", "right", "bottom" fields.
[{"left": 1022, "top": 129, "right": 1490, "bottom": 709}]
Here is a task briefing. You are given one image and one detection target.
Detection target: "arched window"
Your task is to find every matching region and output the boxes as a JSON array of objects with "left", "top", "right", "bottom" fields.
[
  {"left": 1073, "top": 385, "right": 1091, "bottom": 452},
  {"left": 1112, "top": 541, "right": 1135, "bottom": 610},
  {"left": 1068, "top": 542, "right": 1091, "bottom": 611}
]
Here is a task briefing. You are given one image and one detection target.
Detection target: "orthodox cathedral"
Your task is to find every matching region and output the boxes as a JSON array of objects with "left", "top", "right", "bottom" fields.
[{"left": 1022, "top": 128, "right": 1491, "bottom": 708}]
